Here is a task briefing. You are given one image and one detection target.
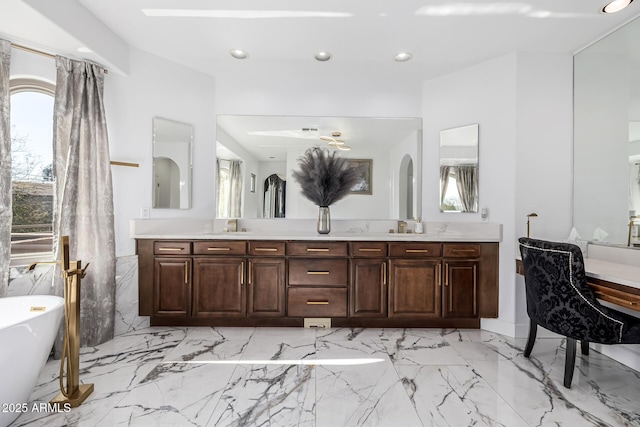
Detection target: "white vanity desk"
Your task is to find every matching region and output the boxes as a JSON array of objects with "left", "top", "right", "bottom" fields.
[{"left": 516, "top": 244, "right": 640, "bottom": 313}]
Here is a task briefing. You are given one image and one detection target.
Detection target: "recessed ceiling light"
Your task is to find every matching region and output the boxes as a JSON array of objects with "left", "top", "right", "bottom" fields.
[
  {"left": 314, "top": 51, "right": 332, "bottom": 61},
  {"left": 229, "top": 49, "right": 249, "bottom": 59},
  {"left": 393, "top": 52, "right": 413, "bottom": 63},
  {"left": 602, "top": 0, "right": 633, "bottom": 13}
]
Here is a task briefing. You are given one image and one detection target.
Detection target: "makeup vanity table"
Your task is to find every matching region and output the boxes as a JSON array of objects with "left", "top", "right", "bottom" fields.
[{"left": 516, "top": 256, "right": 640, "bottom": 312}]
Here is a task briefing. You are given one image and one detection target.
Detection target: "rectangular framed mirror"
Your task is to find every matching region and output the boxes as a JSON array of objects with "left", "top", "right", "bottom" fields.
[
  {"left": 574, "top": 15, "right": 640, "bottom": 248},
  {"left": 152, "top": 117, "right": 193, "bottom": 209},
  {"left": 216, "top": 115, "right": 422, "bottom": 220},
  {"left": 439, "top": 123, "right": 479, "bottom": 213}
]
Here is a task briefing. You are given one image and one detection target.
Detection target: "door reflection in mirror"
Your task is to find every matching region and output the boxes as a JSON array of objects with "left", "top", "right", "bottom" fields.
[
  {"left": 439, "top": 124, "right": 479, "bottom": 213},
  {"left": 263, "top": 174, "right": 286, "bottom": 218},
  {"left": 152, "top": 117, "right": 193, "bottom": 209}
]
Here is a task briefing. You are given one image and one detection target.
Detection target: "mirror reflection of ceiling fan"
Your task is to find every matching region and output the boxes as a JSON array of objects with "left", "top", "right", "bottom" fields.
[{"left": 320, "top": 131, "right": 352, "bottom": 151}]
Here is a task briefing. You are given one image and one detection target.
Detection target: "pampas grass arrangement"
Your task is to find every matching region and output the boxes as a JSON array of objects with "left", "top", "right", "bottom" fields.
[{"left": 292, "top": 147, "right": 360, "bottom": 207}]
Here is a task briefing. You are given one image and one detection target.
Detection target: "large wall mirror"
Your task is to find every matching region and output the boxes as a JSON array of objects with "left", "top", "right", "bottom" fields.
[
  {"left": 439, "top": 123, "right": 479, "bottom": 213},
  {"left": 216, "top": 115, "right": 422, "bottom": 220},
  {"left": 152, "top": 117, "right": 193, "bottom": 209},
  {"left": 574, "top": 15, "right": 640, "bottom": 247}
]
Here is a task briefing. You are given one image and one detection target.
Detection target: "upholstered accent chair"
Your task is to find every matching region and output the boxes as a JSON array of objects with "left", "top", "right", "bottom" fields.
[{"left": 518, "top": 237, "right": 640, "bottom": 388}]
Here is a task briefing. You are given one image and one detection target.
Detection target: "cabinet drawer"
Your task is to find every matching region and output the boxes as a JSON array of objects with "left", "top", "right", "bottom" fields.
[
  {"left": 389, "top": 243, "right": 441, "bottom": 257},
  {"left": 193, "top": 241, "right": 247, "bottom": 255},
  {"left": 590, "top": 283, "right": 640, "bottom": 312},
  {"left": 443, "top": 243, "right": 480, "bottom": 258},
  {"left": 287, "top": 241, "right": 348, "bottom": 257},
  {"left": 350, "top": 242, "right": 387, "bottom": 257},
  {"left": 289, "top": 259, "right": 348, "bottom": 286},
  {"left": 249, "top": 241, "right": 286, "bottom": 256},
  {"left": 154, "top": 241, "right": 192, "bottom": 255},
  {"left": 287, "top": 287, "right": 347, "bottom": 317}
]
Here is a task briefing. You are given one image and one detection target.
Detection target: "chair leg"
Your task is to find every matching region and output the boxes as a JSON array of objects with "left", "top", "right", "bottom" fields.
[
  {"left": 564, "top": 338, "right": 577, "bottom": 388},
  {"left": 524, "top": 319, "right": 537, "bottom": 358},
  {"left": 581, "top": 340, "right": 589, "bottom": 356}
]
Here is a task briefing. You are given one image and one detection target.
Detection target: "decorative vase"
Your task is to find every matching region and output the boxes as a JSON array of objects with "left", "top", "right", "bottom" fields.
[{"left": 317, "top": 206, "right": 331, "bottom": 234}]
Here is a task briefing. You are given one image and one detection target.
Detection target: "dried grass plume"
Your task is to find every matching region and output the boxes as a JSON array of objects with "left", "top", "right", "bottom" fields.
[{"left": 291, "top": 147, "right": 360, "bottom": 207}]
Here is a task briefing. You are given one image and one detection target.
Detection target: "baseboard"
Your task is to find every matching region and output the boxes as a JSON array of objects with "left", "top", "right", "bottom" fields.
[
  {"left": 592, "top": 344, "right": 640, "bottom": 372},
  {"left": 481, "top": 318, "right": 562, "bottom": 339}
]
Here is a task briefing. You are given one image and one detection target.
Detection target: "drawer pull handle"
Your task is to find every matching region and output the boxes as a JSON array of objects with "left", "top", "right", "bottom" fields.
[
  {"left": 307, "top": 271, "right": 330, "bottom": 275},
  {"left": 452, "top": 249, "right": 478, "bottom": 254},
  {"left": 594, "top": 291, "right": 638, "bottom": 306},
  {"left": 207, "top": 247, "right": 231, "bottom": 251},
  {"left": 307, "top": 301, "right": 329, "bottom": 305},
  {"left": 255, "top": 248, "right": 278, "bottom": 252},
  {"left": 405, "top": 249, "right": 430, "bottom": 253},
  {"left": 184, "top": 261, "right": 189, "bottom": 284},
  {"left": 158, "top": 247, "right": 184, "bottom": 252},
  {"left": 382, "top": 262, "right": 387, "bottom": 285},
  {"left": 359, "top": 248, "right": 382, "bottom": 252},
  {"left": 307, "top": 248, "right": 330, "bottom": 252},
  {"left": 444, "top": 263, "right": 449, "bottom": 286},
  {"left": 436, "top": 263, "right": 441, "bottom": 287}
]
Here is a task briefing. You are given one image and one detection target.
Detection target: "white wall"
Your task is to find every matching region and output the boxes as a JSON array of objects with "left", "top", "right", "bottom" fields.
[
  {"left": 422, "top": 52, "right": 573, "bottom": 335},
  {"left": 105, "top": 48, "right": 217, "bottom": 255}
]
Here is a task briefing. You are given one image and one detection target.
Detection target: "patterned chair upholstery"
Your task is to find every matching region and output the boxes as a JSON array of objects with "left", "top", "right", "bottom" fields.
[{"left": 518, "top": 237, "right": 640, "bottom": 388}]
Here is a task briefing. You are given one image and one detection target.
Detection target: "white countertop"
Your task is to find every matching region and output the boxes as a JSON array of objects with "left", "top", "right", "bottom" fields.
[
  {"left": 130, "top": 219, "right": 503, "bottom": 243},
  {"left": 132, "top": 231, "right": 501, "bottom": 242},
  {"left": 584, "top": 258, "right": 640, "bottom": 290}
]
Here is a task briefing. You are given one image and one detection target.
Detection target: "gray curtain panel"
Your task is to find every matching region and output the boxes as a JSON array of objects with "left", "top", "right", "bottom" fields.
[
  {"left": 53, "top": 56, "right": 116, "bottom": 348},
  {"left": 0, "top": 40, "right": 10, "bottom": 298},
  {"left": 455, "top": 165, "right": 478, "bottom": 213},
  {"left": 229, "top": 159, "right": 243, "bottom": 218},
  {"left": 439, "top": 165, "right": 450, "bottom": 208}
]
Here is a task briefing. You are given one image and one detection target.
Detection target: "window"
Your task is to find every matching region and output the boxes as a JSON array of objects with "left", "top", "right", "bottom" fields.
[
  {"left": 442, "top": 170, "right": 463, "bottom": 212},
  {"left": 9, "top": 78, "right": 55, "bottom": 266}
]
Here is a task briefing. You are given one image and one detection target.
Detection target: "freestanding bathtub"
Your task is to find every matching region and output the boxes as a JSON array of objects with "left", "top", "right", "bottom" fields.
[{"left": 0, "top": 295, "right": 64, "bottom": 427}]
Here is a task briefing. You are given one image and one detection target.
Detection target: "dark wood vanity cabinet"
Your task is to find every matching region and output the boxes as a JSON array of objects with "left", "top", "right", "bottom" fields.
[
  {"left": 350, "top": 242, "right": 388, "bottom": 317},
  {"left": 247, "top": 241, "right": 286, "bottom": 317},
  {"left": 154, "top": 257, "right": 191, "bottom": 317},
  {"left": 389, "top": 243, "right": 442, "bottom": 318},
  {"left": 151, "top": 241, "right": 192, "bottom": 319},
  {"left": 287, "top": 242, "right": 348, "bottom": 318},
  {"left": 137, "top": 238, "right": 499, "bottom": 327},
  {"left": 441, "top": 244, "right": 481, "bottom": 318}
]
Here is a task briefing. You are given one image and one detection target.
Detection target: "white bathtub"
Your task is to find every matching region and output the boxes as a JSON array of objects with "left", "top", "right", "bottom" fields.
[{"left": 0, "top": 295, "right": 64, "bottom": 427}]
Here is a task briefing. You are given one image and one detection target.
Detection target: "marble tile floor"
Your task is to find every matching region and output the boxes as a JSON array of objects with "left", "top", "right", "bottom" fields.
[{"left": 11, "top": 327, "right": 640, "bottom": 427}]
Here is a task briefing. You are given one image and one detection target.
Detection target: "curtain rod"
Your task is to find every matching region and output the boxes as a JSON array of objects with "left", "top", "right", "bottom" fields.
[{"left": 11, "top": 43, "right": 109, "bottom": 74}]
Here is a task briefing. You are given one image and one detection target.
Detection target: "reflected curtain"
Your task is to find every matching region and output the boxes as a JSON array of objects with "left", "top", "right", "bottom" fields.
[
  {"left": 216, "top": 159, "right": 243, "bottom": 218},
  {"left": 439, "top": 165, "right": 451, "bottom": 207},
  {"left": 263, "top": 174, "right": 286, "bottom": 218},
  {"left": 53, "top": 56, "right": 115, "bottom": 350},
  {"left": 455, "top": 165, "right": 478, "bottom": 213},
  {"left": 229, "top": 160, "right": 242, "bottom": 217},
  {"left": 0, "top": 40, "right": 10, "bottom": 297}
]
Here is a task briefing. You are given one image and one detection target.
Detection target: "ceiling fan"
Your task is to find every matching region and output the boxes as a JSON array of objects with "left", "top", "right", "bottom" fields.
[{"left": 320, "top": 131, "right": 352, "bottom": 151}]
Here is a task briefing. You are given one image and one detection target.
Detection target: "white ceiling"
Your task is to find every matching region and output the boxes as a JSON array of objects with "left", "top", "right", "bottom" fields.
[{"left": 1, "top": 0, "right": 640, "bottom": 80}]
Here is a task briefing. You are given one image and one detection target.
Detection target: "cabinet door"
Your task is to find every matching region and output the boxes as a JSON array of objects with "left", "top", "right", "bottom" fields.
[
  {"left": 154, "top": 257, "right": 191, "bottom": 317},
  {"left": 247, "top": 258, "right": 285, "bottom": 317},
  {"left": 389, "top": 259, "right": 441, "bottom": 318},
  {"left": 442, "top": 260, "right": 478, "bottom": 318},
  {"left": 192, "top": 257, "right": 245, "bottom": 317},
  {"left": 350, "top": 258, "right": 387, "bottom": 317}
]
